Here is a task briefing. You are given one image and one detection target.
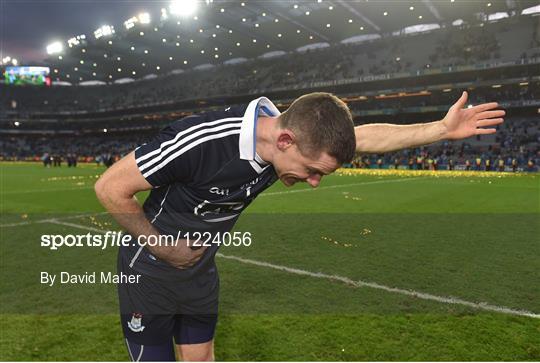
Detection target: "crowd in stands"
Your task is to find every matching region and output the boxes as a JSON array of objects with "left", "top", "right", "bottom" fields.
[
  {"left": 1, "top": 115, "right": 537, "bottom": 172},
  {"left": 1, "top": 15, "right": 538, "bottom": 113},
  {"left": 0, "top": 15, "right": 537, "bottom": 172},
  {"left": 349, "top": 143, "right": 538, "bottom": 173},
  {"left": 347, "top": 82, "right": 539, "bottom": 114},
  {"left": 0, "top": 134, "right": 144, "bottom": 165},
  {"left": 346, "top": 117, "right": 539, "bottom": 172},
  {"left": 432, "top": 27, "right": 499, "bottom": 66}
]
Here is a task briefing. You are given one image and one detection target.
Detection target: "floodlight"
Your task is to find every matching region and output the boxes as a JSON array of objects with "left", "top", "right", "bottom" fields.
[
  {"left": 169, "top": 0, "right": 199, "bottom": 16},
  {"left": 94, "top": 25, "right": 114, "bottom": 39},
  {"left": 47, "top": 42, "right": 63, "bottom": 55},
  {"left": 139, "top": 12, "right": 151, "bottom": 24},
  {"left": 521, "top": 4, "right": 540, "bottom": 15},
  {"left": 68, "top": 37, "right": 80, "bottom": 47},
  {"left": 124, "top": 17, "right": 138, "bottom": 30},
  {"left": 487, "top": 12, "right": 509, "bottom": 21},
  {"left": 67, "top": 34, "right": 85, "bottom": 47}
]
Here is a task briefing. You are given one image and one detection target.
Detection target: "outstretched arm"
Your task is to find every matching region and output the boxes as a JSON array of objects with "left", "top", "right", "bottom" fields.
[{"left": 355, "top": 91, "right": 505, "bottom": 153}]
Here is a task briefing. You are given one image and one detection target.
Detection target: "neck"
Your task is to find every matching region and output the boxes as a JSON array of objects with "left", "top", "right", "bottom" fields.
[{"left": 255, "top": 116, "right": 279, "bottom": 164}]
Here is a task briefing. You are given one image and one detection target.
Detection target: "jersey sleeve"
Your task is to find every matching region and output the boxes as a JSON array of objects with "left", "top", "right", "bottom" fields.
[{"left": 134, "top": 120, "right": 202, "bottom": 187}]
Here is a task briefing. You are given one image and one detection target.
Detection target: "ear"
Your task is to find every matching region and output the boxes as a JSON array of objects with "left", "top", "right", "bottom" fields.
[{"left": 276, "top": 130, "right": 296, "bottom": 151}]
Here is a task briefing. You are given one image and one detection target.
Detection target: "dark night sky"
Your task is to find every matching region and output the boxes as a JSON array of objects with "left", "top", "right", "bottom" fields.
[{"left": 1, "top": 0, "right": 168, "bottom": 64}]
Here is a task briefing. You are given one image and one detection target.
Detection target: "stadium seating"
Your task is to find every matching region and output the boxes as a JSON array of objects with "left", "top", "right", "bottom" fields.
[
  {"left": 1, "top": 15, "right": 538, "bottom": 112},
  {"left": 0, "top": 15, "right": 538, "bottom": 171}
]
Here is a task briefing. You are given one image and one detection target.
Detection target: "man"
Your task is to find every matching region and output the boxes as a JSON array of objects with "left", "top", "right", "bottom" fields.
[
  {"left": 512, "top": 157, "right": 518, "bottom": 172},
  {"left": 394, "top": 157, "right": 400, "bottom": 170},
  {"left": 95, "top": 91, "right": 503, "bottom": 361},
  {"left": 498, "top": 157, "right": 505, "bottom": 172},
  {"left": 475, "top": 156, "right": 482, "bottom": 171},
  {"left": 416, "top": 154, "right": 423, "bottom": 170},
  {"left": 527, "top": 158, "right": 535, "bottom": 172}
]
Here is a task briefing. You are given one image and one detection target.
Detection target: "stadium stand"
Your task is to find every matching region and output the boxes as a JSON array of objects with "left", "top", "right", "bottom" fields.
[
  {"left": 1, "top": 6, "right": 538, "bottom": 171},
  {"left": 1, "top": 15, "right": 538, "bottom": 112}
]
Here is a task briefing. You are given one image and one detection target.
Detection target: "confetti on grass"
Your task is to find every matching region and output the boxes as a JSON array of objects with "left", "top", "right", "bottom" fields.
[
  {"left": 321, "top": 228, "right": 372, "bottom": 248},
  {"left": 41, "top": 175, "right": 100, "bottom": 182},
  {"left": 342, "top": 191, "right": 362, "bottom": 201},
  {"left": 335, "top": 168, "right": 532, "bottom": 179},
  {"left": 88, "top": 215, "right": 112, "bottom": 230}
]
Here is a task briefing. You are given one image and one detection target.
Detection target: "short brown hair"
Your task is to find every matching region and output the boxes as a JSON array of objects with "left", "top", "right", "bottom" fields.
[{"left": 278, "top": 92, "right": 356, "bottom": 164}]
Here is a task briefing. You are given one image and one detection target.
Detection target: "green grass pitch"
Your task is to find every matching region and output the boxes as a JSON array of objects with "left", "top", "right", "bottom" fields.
[{"left": 1, "top": 162, "right": 539, "bottom": 361}]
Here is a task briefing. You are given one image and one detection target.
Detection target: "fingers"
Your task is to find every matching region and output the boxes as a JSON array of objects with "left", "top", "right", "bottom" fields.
[
  {"left": 173, "top": 243, "right": 208, "bottom": 269},
  {"left": 475, "top": 107, "right": 505, "bottom": 128},
  {"left": 472, "top": 102, "right": 499, "bottom": 112},
  {"left": 192, "top": 246, "right": 208, "bottom": 256},
  {"left": 175, "top": 249, "right": 206, "bottom": 269},
  {"left": 476, "top": 110, "right": 505, "bottom": 119},
  {"left": 476, "top": 128, "right": 497, "bottom": 135},
  {"left": 477, "top": 118, "right": 504, "bottom": 127},
  {"left": 454, "top": 91, "right": 468, "bottom": 109}
]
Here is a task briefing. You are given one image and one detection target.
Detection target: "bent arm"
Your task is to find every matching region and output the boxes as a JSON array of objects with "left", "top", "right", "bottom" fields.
[
  {"left": 94, "top": 151, "right": 205, "bottom": 268},
  {"left": 354, "top": 91, "right": 504, "bottom": 154}
]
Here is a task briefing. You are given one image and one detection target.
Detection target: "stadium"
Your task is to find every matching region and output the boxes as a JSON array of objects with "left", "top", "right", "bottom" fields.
[{"left": 1, "top": 0, "right": 539, "bottom": 361}]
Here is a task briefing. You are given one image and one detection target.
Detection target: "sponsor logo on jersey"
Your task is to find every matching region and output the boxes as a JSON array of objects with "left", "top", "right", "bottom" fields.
[
  {"left": 194, "top": 200, "right": 244, "bottom": 217},
  {"left": 241, "top": 177, "right": 260, "bottom": 190},
  {"left": 209, "top": 187, "right": 230, "bottom": 196}
]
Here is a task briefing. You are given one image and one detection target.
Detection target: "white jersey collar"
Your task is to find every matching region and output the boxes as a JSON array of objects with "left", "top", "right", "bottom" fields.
[{"left": 239, "top": 96, "right": 281, "bottom": 162}]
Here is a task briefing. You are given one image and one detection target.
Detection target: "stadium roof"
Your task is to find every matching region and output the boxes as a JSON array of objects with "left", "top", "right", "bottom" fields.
[{"left": 41, "top": 0, "right": 539, "bottom": 84}]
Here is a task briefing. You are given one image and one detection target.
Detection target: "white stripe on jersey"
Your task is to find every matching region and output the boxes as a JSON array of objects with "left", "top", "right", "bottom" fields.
[
  {"left": 136, "top": 345, "right": 144, "bottom": 362},
  {"left": 136, "top": 117, "right": 242, "bottom": 166},
  {"left": 143, "top": 128, "right": 242, "bottom": 178},
  {"left": 138, "top": 120, "right": 242, "bottom": 173},
  {"left": 249, "top": 159, "right": 268, "bottom": 174},
  {"left": 125, "top": 339, "right": 135, "bottom": 361},
  {"left": 139, "top": 120, "right": 242, "bottom": 172},
  {"left": 204, "top": 214, "right": 239, "bottom": 223},
  {"left": 129, "top": 186, "right": 171, "bottom": 269}
]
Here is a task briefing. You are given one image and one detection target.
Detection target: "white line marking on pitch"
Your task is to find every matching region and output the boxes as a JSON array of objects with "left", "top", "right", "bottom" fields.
[
  {"left": 25, "top": 219, "right": 540, "bottom": 319},
  {"left": 1, "top": 186, "right": 94, "bottom": 195},
  {"left": 217, "top": 254, "right": 540, "bottom": 319},
  {"left": 46, "top": 220, "right": 107, "bottom": 233},
  {"left": 260, "top": 177, "right": 419, "bottom": 196},
  {"left": 0, "top": 212, "right": 107, "bottom": 228},
  {"left": 1, "top": 177, "right": 414, "bottom": 227}
]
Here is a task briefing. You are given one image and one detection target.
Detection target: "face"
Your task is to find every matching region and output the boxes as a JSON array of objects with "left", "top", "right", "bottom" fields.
[{"left": 272, "top": 131, "right": 340, "bottom": 188}]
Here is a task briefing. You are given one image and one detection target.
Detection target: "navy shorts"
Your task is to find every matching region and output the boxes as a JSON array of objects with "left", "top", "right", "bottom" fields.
[{"left": 117, "top": 250, "right": 219, "bottom": 346}]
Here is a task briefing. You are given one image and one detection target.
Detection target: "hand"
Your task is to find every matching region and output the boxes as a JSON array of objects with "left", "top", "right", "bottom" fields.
[
  {"left": 148, "top": 240, "right": 208, "bottom": 270},
  {"left": 441, "top": 91, "right": 505, "bottom": 140},
  {"left": 172, "top": 244, "right": 208, "bottom": 269},
  {"left": 173, "top": 241, "right": 209, "bottom": 269}
]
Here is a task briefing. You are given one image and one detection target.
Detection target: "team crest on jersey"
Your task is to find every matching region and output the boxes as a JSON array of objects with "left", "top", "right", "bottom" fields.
[{"left": 127, "top": 313, "right": 145, "bottom": 332}]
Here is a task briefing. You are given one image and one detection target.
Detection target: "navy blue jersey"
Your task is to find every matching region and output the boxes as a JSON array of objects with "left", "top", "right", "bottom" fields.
[{"left": 121, "top": 97, "right": 280, "bottom": 280}]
